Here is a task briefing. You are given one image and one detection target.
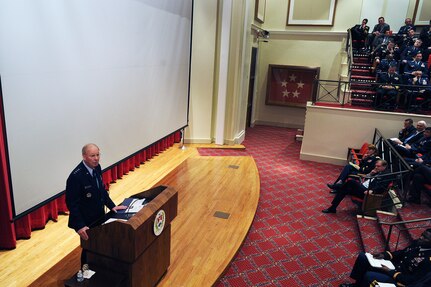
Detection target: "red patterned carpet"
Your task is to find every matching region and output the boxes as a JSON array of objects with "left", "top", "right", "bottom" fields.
[{"left": 200, "top": 126, "right": 363, "bottom": 286}]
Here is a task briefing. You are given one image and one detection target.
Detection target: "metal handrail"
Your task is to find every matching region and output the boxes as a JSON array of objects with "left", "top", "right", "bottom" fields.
[
  {"left": 380, "top": 217, "right": 431, "bottom": 251},
  {"left": 380, "top": 217, "right": 431, "bottom": 226}
]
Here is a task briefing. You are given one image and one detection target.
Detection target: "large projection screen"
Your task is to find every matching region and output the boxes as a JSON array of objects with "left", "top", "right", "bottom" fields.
[{"left": 0, "top": 0, "right": 192, "bottom": 218}]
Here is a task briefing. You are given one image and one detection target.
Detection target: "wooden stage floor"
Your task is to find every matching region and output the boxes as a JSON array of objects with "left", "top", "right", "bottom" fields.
[{"left": 1, "top": 144, "right": 260, "bottom": 287}]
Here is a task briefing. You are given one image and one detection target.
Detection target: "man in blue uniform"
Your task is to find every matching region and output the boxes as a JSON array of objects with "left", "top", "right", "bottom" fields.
[
  {"left": 374, "top": 64, "right": 400, "bottom": 109},
  {"left": 339, "top": 229, "right": 431, "bottom": 287},
  {"left": 66, "top": 143, "right": 126, "bottom": 265}
]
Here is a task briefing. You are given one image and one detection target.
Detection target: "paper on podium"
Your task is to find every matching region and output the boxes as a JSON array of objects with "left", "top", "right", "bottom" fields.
[
  {"left": 365, "top": 253, "right": 395, "bottom": 270},
  {"left": 126, "top": 198, "right": 146, "bottom": 213},
  {"left": 103, "top": 218, "right": 127, "bottom": 225},
  {"left": 116, "top": 197, "right": 147, "bottom": 214}
]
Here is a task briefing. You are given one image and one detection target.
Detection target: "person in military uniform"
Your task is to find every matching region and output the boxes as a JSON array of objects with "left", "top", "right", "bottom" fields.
[
  {"left": 327, "top": 145, "right": 379, "bottom": 193},
  {"left": 66, "top": 143, "right": 126, "bottom": 265},
  {"left": 394, "top": 17, "right": 415, "bottom": 46},
  {"left": 406, "top": 70, "right": 431, "bottom": 112},
  {"left": 374, "top": 65, "right": 400, "bottom": 109},
  {"left": 339, "top": 228, "right": 431, "bottom": 287}
]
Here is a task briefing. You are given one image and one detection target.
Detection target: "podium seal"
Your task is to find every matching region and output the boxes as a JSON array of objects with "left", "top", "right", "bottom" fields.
[{"left": 153, "top": 209, "right": 166, "bottom": 236}]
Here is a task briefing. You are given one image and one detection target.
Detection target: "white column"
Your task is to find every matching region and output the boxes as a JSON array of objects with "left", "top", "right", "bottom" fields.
[{"left": 215, "top": 0, "right": 232, "bottom": 145}]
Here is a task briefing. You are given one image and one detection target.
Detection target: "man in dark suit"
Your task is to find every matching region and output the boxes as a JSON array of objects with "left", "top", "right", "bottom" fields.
[
  {"left": 395, "top": 127, "right": 431, "bottom": 158},
  {"left": 339, "top": 229, "right": 431, "bottom": 287},
  {"left": 351, "top": 18, "right": 370, "bottom": 50},
  {"left": 397, "top": 118, "right": 417, "bottom": 142},
  {"left": 66, "top": 143, "right": 126, "bottom": 265},
  {"left": 391, "top": 120, "right": 427, "bottom": 146},
  {"left": 367, "top": 17, "right": 390, "bottom": 50},
  {"left": 322, "top": 159, "right": 390, "bottom": 213}
]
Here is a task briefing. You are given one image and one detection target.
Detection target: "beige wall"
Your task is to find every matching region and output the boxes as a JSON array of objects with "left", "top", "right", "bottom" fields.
[
  {"left": 187, "top": 0, "right": 251, "bottom": 145},
  {"left": 301, "top": 103, "right": 431, "bottom": 165},
  {"left": 185, "top": 0, "right": 420, "bottom": 145},
  {"left": 186, "top": 1, "right": 218, "bottom": 143}
]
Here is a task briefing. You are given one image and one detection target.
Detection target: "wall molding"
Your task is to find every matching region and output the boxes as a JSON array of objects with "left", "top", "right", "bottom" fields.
[
  {"left": 254, "top": 120, "right": 304, "bottom": 129},
  {"left": 269, "top": 30, "right": 347, "bottom": 37}
]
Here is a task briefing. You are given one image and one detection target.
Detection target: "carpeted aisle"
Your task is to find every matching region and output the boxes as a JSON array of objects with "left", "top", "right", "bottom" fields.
[{"left": 202, "top": 126, "right": 362, "bottom": 286}]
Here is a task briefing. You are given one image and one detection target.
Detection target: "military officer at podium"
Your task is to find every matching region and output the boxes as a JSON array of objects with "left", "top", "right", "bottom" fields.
[{"left": 66, "top": 143, "right": 126, "bottom": 265}]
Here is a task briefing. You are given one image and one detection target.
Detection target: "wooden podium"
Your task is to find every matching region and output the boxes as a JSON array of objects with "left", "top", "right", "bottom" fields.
[{"left": 80, "top": 186, "right": 178, "bottom": 287}]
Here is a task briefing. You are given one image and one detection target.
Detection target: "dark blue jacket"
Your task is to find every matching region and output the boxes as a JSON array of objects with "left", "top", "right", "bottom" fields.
[{"left": 66, "top": 162, "right": 115, "bottom": 231}]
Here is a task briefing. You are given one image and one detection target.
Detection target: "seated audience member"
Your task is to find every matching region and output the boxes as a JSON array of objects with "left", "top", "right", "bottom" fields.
[
  {"left": 374, "top": 65, "right": 400, "bottom": 109},
  {"left": 373, "top": 31, "right": 394, "bottom": 52},
  {"left": 376, "top": 54, "right": 397, "bottom": 74},
  {"left": 390, "top": 120, "right": 427, "bottom": 146},
  {"left": 350, "top": 19, "right": 370, "bottom": 51},
  {"left": 419, "top": 20, "right": 431, "bottom": 61},
  {"left": 397, "top": 118, "right": 417, "bottom": 142},
  {"left": 406, "top": 70, "right": 431, "bottom": 111},
  {"left": 420, "top": 20, "right": 431, "bottom": 47},
  {"left": 372, "top": 41, "right": 396, "bottom": 71},
  {"left": 367, "top": 17, "right": 390, "bottom": 50},
  {"left": 327, "top": 145, "right": 379, "bottom": 192},
  {"left": 407, "top": 165, "right": 431, "bottom": 204},
  {"left": 339, "top": 229, "right": 431, "bottom": 287},
  {"left": 322, "top": 159, "right": 389, "bottom": 214},
  {"left": 395, "top": 127, "right": 431, "bottom": 158},
  {"left": 401, "top": 39, "right": 424, "bottom": 61},
  {"left": 405, "top": 52, "right": 429, "bottom": 76},
  {"left": 396, "top": 18, "right": 415, "bottom": 40},
  {"left": 397, "top": 28, "right": 417, "bottom": 53},
  {"left": 400, "top": 40, "right": 424, "bottom": 73}
]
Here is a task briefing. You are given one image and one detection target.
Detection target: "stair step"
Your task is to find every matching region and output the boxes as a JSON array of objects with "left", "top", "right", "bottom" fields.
[
  {"left": 398, "top": 204, "right": 431, "bottom": 241},
  {"left": 376, "top": 211, "right": 412, "bottom": 251},
  {"left": 354, "top": 57, "right": 370, "bottom": 64},
  {"left": 351, "top": 95, "right": 374, "bottom": 100},
  {"left": 351, "top": 75, "right": 375, "bottom": 80},
  {"left": 353, "top": 52, "right": 370, "bottom": 57},
  {"left": 350, "top": 83, "right": 374, "bottom": 88},
  {"left": 352, "top": 69, "right": 372, "bottom": 75},
  {"left": 357, "top": 216, "right": 386, "bottom": 253},
  {"left": 351, "top": 90, "right": 376, "bottom": 95},
  {"left": 352, "top": 62, "right": 372, "bottom": 68}
]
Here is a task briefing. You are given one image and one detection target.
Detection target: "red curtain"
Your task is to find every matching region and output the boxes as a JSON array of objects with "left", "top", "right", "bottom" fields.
[
  {"left": 0, "top": 95, "right": 16, "bottom": 248},
  {"left": 0, "top": 131, "right": 181, "bottom": 249}
]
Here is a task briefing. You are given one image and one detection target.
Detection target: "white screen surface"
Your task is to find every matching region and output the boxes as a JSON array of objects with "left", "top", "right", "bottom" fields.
[{"left": 0, "top": 0, "right": 192, "bottom": 217}]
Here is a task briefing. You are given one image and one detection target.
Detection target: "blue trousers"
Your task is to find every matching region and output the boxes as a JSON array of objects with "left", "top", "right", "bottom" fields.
[
  {"left": 350, "top": 252, "right": 397, "bottom": 286},
  {"left": 334, "top": 164, "right": 357, "bottom": 183}
]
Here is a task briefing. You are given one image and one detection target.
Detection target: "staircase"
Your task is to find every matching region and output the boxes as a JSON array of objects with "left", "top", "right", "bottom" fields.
[
  {"left": 350, "top": 51, "right": 376, "bottom": 107},
  {"left": 357, "top": 196, "right": 431, "bottom": 254}
]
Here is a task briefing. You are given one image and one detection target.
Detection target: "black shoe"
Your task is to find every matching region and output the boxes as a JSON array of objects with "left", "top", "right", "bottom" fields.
[
  {"left": 339, "top": 283, "right": 357, "bottom": 287},
  {"left": 327, "top": 183, "right": 342, "bottom": 190},
  {"left": 330, "top": 189, "right": 338, "bottom": 194},
  {"left": 322, "top": 208, "right": 336, "bottom": 213}
]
